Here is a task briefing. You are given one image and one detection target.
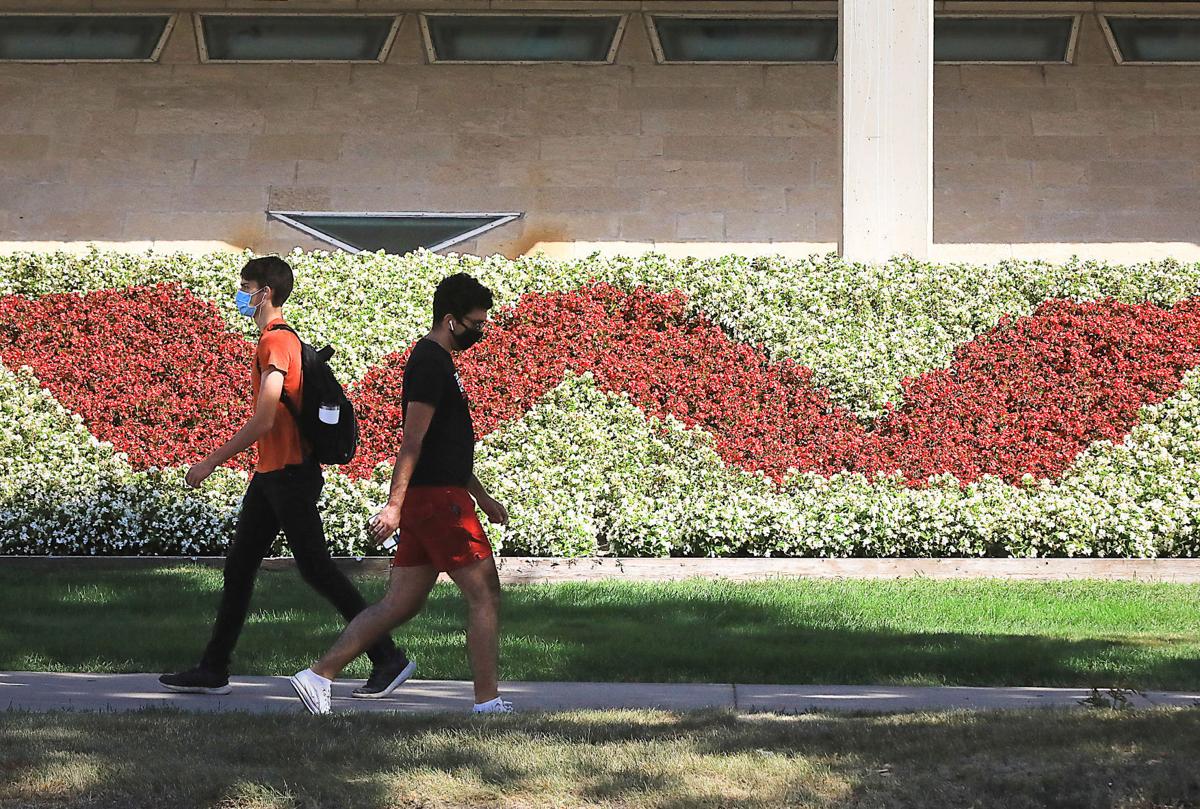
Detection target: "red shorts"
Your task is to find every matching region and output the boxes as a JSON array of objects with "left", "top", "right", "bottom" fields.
[{"left": 391, "top": 486, "right": 493, "bottom": 573}]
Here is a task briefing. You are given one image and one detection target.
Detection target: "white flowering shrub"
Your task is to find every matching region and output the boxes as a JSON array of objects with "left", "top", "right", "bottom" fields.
[
  {"left": 0, "top": 363, "right": 243, "bottom": 555},
  {"left": 474, "top": 372, "right": 1200, "bottom": 559}
]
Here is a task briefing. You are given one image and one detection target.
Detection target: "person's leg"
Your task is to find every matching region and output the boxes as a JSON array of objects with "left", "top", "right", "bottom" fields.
[
  {"left": 447, "top": 556, "right": 502, "bottom": 705},
  {"left": 197, "top": 475, "right": 279, "bottom": 673},
  {"left": 269, "top": 462, "right": 400, "bottom": 667},
  {"left": 311, "top": 564, "right": 439, "bottom": 680}
]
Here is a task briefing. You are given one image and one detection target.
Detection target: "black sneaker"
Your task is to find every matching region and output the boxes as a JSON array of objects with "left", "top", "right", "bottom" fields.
[
  {"left": 352, "top": 653, "right": 416, "bottom": 699},
  {"left": 158, "top": 666, "right": 231, "bottom": 695}
]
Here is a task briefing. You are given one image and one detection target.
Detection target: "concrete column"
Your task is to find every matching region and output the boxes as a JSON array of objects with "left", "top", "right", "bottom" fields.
[{"left": 839, "top": 0, "right": 933, "bottom": 263}]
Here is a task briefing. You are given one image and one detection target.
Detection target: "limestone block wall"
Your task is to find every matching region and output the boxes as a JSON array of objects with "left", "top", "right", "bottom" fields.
[
  {"left": 932, "top": 10, "right": 1200, "bottom": 263},
  {"left": 0, "top": 0, "right": 1196, "bottom": 262}
]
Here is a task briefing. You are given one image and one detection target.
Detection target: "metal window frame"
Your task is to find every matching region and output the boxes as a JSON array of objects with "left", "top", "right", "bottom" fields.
[
  {"left": 645, "top": 13, "right": 838, "bottom": 66},
  {"left": 419, "top": 12, "right": 628, "bottom": 65},
  {"left": 1099, "top": 13, "right": 1200, "bottom": 66},
  {"left": 268, "top": 211, "right": 524, "bottom": 254},
  {"left": 0, "top": 12, "right": 177, "bottom": 63},
  {"left": 194, "top": 12, "right": 402, "bottom": 64},
  {"left": 934, "top": 13, "right": 1082, "bottom": 65}
]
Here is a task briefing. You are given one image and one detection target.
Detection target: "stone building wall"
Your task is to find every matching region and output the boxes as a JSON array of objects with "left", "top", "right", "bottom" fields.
[{"left": 0, "top": 1, "right": 1196, "bottom": 262}]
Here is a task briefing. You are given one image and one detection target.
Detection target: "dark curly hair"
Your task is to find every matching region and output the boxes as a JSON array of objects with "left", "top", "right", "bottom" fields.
[{"left": 432, "top": 272, "right": 493, "bottom": 327}]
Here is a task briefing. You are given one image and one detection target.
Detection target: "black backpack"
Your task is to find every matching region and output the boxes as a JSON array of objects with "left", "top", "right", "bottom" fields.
[{"left": 260, "top": 323, "right": 358, "bottom": 466}]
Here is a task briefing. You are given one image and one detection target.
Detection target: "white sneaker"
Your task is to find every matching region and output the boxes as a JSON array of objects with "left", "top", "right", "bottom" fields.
[
  {"left": 290, "top": 668, "right": 332, "bottom": 715},
  {"left": 472, "top": 696, "right": 514, "bottom": 714}
]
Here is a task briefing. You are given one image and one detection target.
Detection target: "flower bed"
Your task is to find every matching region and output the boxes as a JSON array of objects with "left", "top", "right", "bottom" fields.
[
  {"left": 360, "top": 285, "right": 1200, "bottom": 485},
  {"left": 0, "top": 284, "right": 254, "bottom": 470},
  {"left": 1, "top": 249, "right": 1198, "bottom": 558}
]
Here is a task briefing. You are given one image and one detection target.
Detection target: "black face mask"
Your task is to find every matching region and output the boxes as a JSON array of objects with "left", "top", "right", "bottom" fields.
[{"left": 450, "top": 320, "right": 484, "bottom": 351}]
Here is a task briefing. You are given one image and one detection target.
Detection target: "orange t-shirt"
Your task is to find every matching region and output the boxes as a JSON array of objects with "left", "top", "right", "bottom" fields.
[{"left": 253, "top": 318, "right": 306, "bottom": 473}]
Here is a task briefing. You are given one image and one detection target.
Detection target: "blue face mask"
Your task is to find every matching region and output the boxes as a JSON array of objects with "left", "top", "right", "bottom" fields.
[{"left": 235, "top": 288, "right": 265, "bottom": 318}]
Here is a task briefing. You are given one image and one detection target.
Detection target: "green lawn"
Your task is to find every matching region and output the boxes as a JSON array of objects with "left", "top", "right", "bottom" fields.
[
  {"left": 1, "top": 565, "right": 1198, "bottom": 688},
  {"left": 3, "top": 708, "right": 1199, "bottom": 808}
]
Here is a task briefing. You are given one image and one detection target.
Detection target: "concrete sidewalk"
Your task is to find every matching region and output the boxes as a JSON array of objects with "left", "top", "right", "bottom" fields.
[{"left": 3, "top": 672, "right": 1197, "bottom": 715}]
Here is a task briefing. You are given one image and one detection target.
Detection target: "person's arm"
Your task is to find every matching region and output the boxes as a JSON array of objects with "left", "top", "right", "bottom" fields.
[
  {"left": 185, "top": 367, "right": 284, "bottom": 488},
  {"left": 468, "top": 474, "right": 508, "bottom": 525},
  {"left": 367, "top": 401, "right": 435, "bottom": 545}
]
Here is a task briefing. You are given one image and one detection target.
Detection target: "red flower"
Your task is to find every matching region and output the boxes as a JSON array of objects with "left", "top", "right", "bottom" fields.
[
  {"left": 350, "top": 285, "right": 1200, "bottom": 485},
  {"left": 4, "top": 284, "right": 1198, "bottom": 487},
  {"left": 0, "top": 284, "right": 255, "bottom": 470},
  {"left": 856, "top": 297, "right": 1200, "bottom": 483}
]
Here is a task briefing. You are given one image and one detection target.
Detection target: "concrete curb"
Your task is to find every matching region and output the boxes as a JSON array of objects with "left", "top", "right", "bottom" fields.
[
  {"left": 3, "top": 672, "right": 1197, "bottom": 716},
  {"left": 2, "top": 556, "right": 1199, "bottom": 583}
]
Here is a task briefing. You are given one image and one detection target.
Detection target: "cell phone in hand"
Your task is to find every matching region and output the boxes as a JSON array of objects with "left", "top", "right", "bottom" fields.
[{"left": 371, "top": 509, "right": 399, "bottom": 552}]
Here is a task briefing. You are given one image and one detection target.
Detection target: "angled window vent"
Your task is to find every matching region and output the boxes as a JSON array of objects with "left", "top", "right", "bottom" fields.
[
  {"left": 648, "top": 16, "right": 837, "bottom": 64},
  {"left": 935, "top": 16, "right": 1080, "bottom": 64},
  {"left": 269, "top": 212, "right": 522, "bottom": 255},
  {"left": 198, "top": 14, "right": 400, "bottom": 63},
  {"left": 1102, "top": 16, "right": 1200, "bottom": 64},
  {"left": 422, "top": 14, "right": 625, "bottom": 63},
  {"left": 0, "top": 14, "right": 174, "bottom": 62}
]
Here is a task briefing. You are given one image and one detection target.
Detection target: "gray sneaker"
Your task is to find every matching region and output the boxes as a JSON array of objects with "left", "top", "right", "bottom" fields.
[{"left": 352, "top": 656, "right": 416, "bottom": 699}]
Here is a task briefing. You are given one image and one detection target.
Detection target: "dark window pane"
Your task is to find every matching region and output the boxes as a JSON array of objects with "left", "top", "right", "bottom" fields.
[
  {"left": 289, "top": 215, "right": 504, "bottom": 254},
  {"left": 202, "top": 16, "right": 394, "bottom": 62},
  {"left": 655, "top": 17, "right": 837, "bottom": 63},
  {"left": 0, "top": 15, "right": 169, "bottom": 60},
  {"left": 426, "top": 16, "right": 620, "bottom": 62},
  {"left": 1107, "top": 17, "right": 1200, "bottom": 63},
  {"left": 935, "top": 17, "right": 1075, "bottom": 62}
]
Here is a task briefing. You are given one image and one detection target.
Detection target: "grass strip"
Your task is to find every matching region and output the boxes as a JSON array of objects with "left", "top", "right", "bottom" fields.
[
  {"left": 2, "top": 707, "right": 1199, "bottom": 808},
  {"left": 2, "top": 567, "right": 1198, "bottom": 689}
]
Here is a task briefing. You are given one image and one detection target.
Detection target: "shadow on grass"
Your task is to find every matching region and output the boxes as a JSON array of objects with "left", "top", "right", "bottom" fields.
[
  {"left": 0, "top": 566, "right": 1197, "bottom": 689},
  {"left": 2, "top": 708, "right": 1200, "bottom": 808}
]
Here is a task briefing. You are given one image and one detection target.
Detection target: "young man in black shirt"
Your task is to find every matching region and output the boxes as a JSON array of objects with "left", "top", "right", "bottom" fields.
[{"left": 291, "top": 273, "right": 512, "bottom": 714}]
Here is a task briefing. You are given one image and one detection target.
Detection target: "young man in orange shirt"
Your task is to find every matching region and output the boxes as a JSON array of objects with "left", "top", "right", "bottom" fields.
[
  {"left": 159, "top": 256, "right": 412, "bottom": 698},
  {"left": 290, "top": 272, "right": 511, "bottom": 715}
]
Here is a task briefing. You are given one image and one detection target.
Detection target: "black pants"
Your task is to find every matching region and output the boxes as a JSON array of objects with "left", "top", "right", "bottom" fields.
[{"left": 200, "top": 459, "right": 397, "bottom": 673}]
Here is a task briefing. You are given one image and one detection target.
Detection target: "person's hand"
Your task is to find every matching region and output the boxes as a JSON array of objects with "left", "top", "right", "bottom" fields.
[
  {"left": 478, "top": 494, "right": 509, "bottom": 526},
  {"left": 369, "top": 503, "right": 403, "bottom": 546},
  {"left": 185, "top": 460, "right": 216, "bottom": 489}
]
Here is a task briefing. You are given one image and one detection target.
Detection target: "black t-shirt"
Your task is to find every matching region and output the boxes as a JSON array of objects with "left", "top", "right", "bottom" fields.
[{"left": 403, "top": 338, "right": 475, "bottom": 487}]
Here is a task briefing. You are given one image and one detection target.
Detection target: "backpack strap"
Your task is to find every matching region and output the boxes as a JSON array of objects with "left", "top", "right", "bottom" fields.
[
  {"left": 256, "top": 323, "right": 303, "bottom": 421},
  {"left": 268, "top": 323, "right": 298, "bottom": 337}
]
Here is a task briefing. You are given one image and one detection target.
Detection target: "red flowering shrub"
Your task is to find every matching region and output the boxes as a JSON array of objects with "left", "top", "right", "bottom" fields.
[
  {"left": 856, "top": 297, "right": 1200, "bottom": 483},
  {"left": 0, "top": 284, "right": 254, "bottom": 470},
  {"left": 349, "top": 284, "right": 867, "bottom": 479},
  {"left": 4, "top": 283, "right": 1198, "bottom": 487},
  {"left": 350, "top": 285, "right": 1200, "bottom": 484}
]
